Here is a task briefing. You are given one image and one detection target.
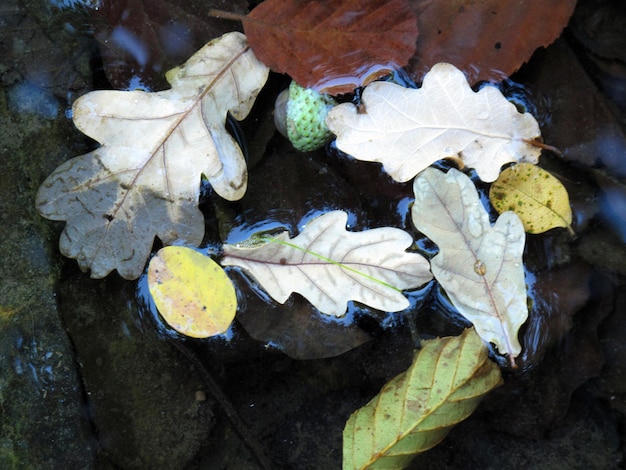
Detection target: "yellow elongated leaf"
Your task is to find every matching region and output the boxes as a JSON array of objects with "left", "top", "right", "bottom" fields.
[
  {"left": 148, "top": 246, "right": 237, "bottom": 338},
  {"left": 489, "top": 163, "right": 573, "bottom": 234},
  {"left": 343, "top": 328, "right": 502, "bottom": 469},
  {"left": 221, "top": 211, "right": 432, "bottom": 316},
  {"left": 36, "top": 32, "right": 270, "bottom": 279},
  {"left": 326, "top": 62, "right": 541, "bottom": 183},
  {"left": 412, "top": 168, "right": 528, "bottom": 364}
]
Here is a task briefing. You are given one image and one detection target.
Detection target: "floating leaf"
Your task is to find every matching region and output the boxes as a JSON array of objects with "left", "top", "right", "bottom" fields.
[
  {"left": 489, "top": 163, "right": 573, "bottom": 234},
  {"left": 221, "top": 211, "right": 432, "bottom": 316},
  {"left": 326, "top": 63, "right": 542, "bottom": 183},
  {"left": 408, "top": 0, "right": 576, "bottom": 84},
  {"left": 411, "top": 168, "right": 528, "bottom": 364},
  {"left": 343, "top": 327, "right": 502, "bottom": 469},
  {"left": 36, "top": 32, "right": 270, "bottom": 279},
  {"left": 147, "top": 246, "right": 236, "bottom": 338},
  {"left": 242, "top": 0, "right": 418, "bottom": 93}
]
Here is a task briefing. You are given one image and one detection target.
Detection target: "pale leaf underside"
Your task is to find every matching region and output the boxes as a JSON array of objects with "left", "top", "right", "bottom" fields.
[
  {"left": 222, "top": 211, "right": 433, "bottom": 316},
  {"left": 326, "top": 62, "right": 542, "bottom": 183},
  {"left": 36, "top": 32, "right": 269, "bottom": 279},
  {"left": 411, "top": 168, "right": 528, "bottom": 362}
]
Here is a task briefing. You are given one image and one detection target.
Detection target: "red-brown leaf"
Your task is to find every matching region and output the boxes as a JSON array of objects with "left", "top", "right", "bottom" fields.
[
  {"left": 408, "top": 0, "right": 576, "bottom": 84},
  {"left": 244, "top": 0, "right": 418, "bottom": 94}
]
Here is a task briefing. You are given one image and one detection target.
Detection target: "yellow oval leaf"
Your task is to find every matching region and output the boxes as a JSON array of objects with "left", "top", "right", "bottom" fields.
[
  {"left": 489, "top": 163, "right": 573, "bottom": 234},
  {"left": 147, "top": 246, "right": 236, "bottom": 338}
]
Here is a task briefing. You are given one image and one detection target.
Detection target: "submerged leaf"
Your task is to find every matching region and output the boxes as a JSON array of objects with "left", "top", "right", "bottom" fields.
[
  {"left": 326, "top": 62, "right": 542, "bottom": 183},
  {"left": 412, "top": 168, "right": 528, "bottom": 364},
  {"left": 148, "top": 247, "right": 237, "bottom": 338},
  {"left": 243, "top": 0, "right": 418, "bottom": 93},
  {"left": 489, "top": 163, "right": 573, "bottom": 234},
  {"left": 408, "top": 0, "right": 576, "bottom": 84},
  {"left": 221, "top": 211, "right": 432, "bottom": 316},
  {"left": 343, "top": 327, "right": 502, "bottom": 469},
  {"left": 91, "top": 0, "right": 249, "bottom": 89},
  {"left": 36, "top": 32, "right": 269, "bottom": 279}
]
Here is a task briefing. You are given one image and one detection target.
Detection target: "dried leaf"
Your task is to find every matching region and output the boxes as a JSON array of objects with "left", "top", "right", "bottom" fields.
[
  {"left": 36, "top": 32, "right": 269, "bottom": 279},
  {"left": 243, "top": 0, "right": 418, "bottom": 93},
  {"left": 489, "top": 163, "right": 573, "bottom": 234},
  {"left": 411, "top": 168, "right": 528, "bottom": 364},
  {"left": 222, "top": 211, "right": 432, "bottom": 316},
  {"left": 148, "top": 247, "right": 237, "bottom": 338},
  {"left": 408, "top": 0, "right": 576, "bottom": 84},
  {"left": 326, "top": 63, "right": 542, "bottom": 183},
  {"left": 343, "top": 327, "right": 502, "bottom": 469}
]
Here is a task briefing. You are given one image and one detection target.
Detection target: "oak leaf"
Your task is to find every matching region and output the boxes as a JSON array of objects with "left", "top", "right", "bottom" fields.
[
  {"left": 221, "top": 211, "right": 432, "bottom": 316},
  {"left": 326, "top": 63, "right": 542, "bottom": 183},
  {"left": 243, "top": 0, "right": 418, "bottom": 94},
  {"left": 343, "top": 327, "right": 502, "bottom": 469},
  {"left": 411, "top": 168, "right": 528, "bottom": 364},
  {"left": 36, "top": 32, "right": 270, "bottom": 279}
]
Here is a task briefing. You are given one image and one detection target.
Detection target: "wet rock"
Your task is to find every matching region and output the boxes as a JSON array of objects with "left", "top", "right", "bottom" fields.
[
  {"left": 58, "top": 273, "right": 215, "bottom": 469},
  {"left": 0, "top": 88, "right": 94, "bottom": 468}
]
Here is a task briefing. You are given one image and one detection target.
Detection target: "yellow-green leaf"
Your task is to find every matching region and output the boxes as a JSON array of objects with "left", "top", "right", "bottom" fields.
[
  {"left": 489, "top": 163, "right": 573, "bottom": 234},
  {"left": 343, "top": 328, "right": 502, "bottom": 469},
  {"left": 147, "top": 246, "right": 236, "bottom": 338}
]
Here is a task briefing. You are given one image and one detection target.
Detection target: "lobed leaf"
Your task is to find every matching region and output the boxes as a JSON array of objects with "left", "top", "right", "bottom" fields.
[
  {"left": 36, "top": 32, "right": 269, "bottom": 279},
  {"left": 411, "top": 168, "right": 528, "bottom": 364},
  {"left": 343, "top": 327, "right": 503, "bottom": 469},
  {"left": 221, "top": 211, "right": 432, "bottom": 316},
  {"left": 326, "top": 63, "right": 542, "bottom": 183},
  {"left": 489, "top": 163, "right": 573, "bottom": 234}
]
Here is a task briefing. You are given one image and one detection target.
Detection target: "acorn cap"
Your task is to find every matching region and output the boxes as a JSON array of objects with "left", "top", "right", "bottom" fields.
[{"left": 274, "top": 81, "right": 336, "bottom": 152}]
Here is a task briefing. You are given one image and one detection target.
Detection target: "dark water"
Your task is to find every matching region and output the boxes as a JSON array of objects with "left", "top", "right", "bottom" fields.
[{"left": 1, "top": 0, "right": 625, "bottom": 469}]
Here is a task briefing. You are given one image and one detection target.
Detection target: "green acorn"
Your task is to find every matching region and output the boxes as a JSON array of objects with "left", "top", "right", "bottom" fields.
[{"left": 274, "top": 81, "right": 337, "bottom": 152}]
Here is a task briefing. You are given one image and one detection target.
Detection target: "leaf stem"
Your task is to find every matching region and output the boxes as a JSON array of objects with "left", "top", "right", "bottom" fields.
[
  {"left": 524, "top": 139, "right": 562, "bottom": 156},
  {"left": 208, "top": 9, "right": 247, "bottom": 22}
]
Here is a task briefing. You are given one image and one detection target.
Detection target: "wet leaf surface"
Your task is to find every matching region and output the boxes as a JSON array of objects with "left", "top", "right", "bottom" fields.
[
  {"left": 412, "top": 168, "right": 528, "bottom": 363},
  {"left": 223, "top": 210, "right": 432, "bottom": 316},
  {"left": 91, "top": 0, "right": 248, "bottom": 89},
  {"left": 408, "top": 0, "right": 576, "bottom": 85},
  {"left": 244, "top": 0, "right": 418, "bottom": 93},
  {"left": 36, "top": 32, "right": 269, "bottom": 279},
  {"left": 215, "top": 141, "right": 377, "bottom": 359},
  {"left": 148, "top": 247, "right": 236, "bottom": 338},
  {"left": 490, "top": 163, "right": 573, "bottom": 234},
  {"left": 13, "top": 0, "right": 626, "bottom": 467},
  {"left": 343, "top": 328, "right": 502, "bottom": 468},
  {"left": 327, "top": 63, "right": 541, "bottom": 183}
]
